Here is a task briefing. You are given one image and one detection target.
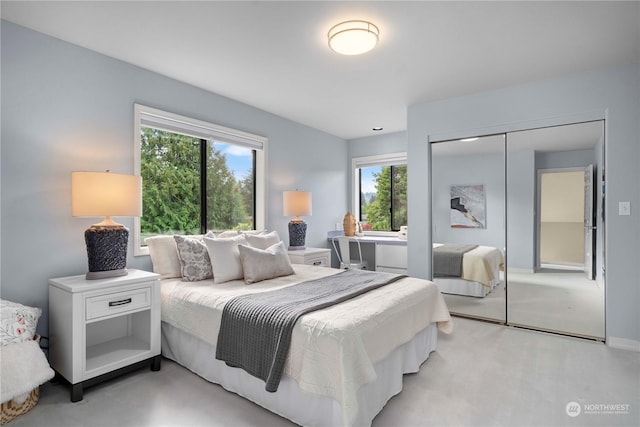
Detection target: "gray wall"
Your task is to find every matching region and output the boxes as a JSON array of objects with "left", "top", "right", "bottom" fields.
[
  {"left": 535, "top": 148, "right": 596, "bottom": 170},
  {"left": 408, "top": 63, "right": 640, "bottom": 345},
  {"left": 507, "top": 150, "right": 536, "bottom": 270},
  {"left": 0, "top": 21, "right": 347, "bottom": 337}
]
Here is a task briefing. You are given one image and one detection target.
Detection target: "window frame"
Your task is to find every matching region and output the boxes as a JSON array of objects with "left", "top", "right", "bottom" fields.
[
  {"left": 352, "top": 152, "right": 407, "bottom": 235},
  {"left": 133, "top": 104, "right": 267, "bottom": 256}
]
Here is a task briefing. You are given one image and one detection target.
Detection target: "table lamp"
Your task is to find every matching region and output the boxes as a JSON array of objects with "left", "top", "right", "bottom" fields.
[
  {"left": 283, "top": 190, "right": 312, "bottom": 250},
  {"left": 72, "top": 171, "right": 142, "bottom": 279}
]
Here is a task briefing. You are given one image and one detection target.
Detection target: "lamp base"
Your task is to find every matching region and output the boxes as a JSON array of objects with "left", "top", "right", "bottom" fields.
[
  {"left": 288, "top": 220, "right": 307, "bottom": 250},
  {"left": 84, "top": 225, "right": 129, "bottom": 280},
  {"left": 86, "top": 269, "right": 129, "bottom": 280}
]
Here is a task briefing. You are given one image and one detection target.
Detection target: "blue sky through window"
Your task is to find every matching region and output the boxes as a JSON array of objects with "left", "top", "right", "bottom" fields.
[
  {"left": 216, "top": 142, "right": 253, "bottom": 180},
  {"left": 361, "top": 166, "right": 381, "bottom": 193}
]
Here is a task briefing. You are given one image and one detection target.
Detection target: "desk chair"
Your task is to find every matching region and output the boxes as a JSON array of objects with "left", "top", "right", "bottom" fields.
[{"left": 332, "top": 236, "right": 367, "bottom": 270}]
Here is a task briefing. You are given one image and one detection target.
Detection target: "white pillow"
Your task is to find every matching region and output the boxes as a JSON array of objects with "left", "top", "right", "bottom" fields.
[
  {"left": 0, "top": 299, "right": 42, "bottom": 346},
  {"left": 216, "top": 230, "right": 239, "bottom": 238},
  {"left": 242, "top": 229, "right": 266, "bottom": 236},
  {"left": 244, "top": 230, "right": 280, "bottom": 250},
  {"left": 238, "top": 242, "right": 295, "bottom": 284},
  {"left": 205, "top": 234, "right": 248, "bottom": 284},
  {"left": 145, "top": 235, "right": 181, "bottom": 279}
]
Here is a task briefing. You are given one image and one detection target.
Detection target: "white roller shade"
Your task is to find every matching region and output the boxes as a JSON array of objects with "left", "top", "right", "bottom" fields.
[
  {"left": 136, "top": 104, "right": 265, "bottom": 150},
  {"left": 353, "top": 152, "right": 407, "bottom": 169}
]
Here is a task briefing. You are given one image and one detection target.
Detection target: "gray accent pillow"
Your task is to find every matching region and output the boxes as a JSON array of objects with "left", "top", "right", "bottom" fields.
[
  {"left": 238, "top": 241, "right": 295, "bottom": 284},
  {"left": 174, "top": 235, "right": 213, "bottom": 281}
]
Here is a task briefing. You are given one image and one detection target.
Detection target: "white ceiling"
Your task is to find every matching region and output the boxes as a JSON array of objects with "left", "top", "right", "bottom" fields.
[{"left": 2, "top": 1, "right": 638, "bottom": 140}]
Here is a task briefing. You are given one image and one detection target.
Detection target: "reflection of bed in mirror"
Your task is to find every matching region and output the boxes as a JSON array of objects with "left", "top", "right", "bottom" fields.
[{"left": 433, "top": 243, "right": 503, "bottom": 297}]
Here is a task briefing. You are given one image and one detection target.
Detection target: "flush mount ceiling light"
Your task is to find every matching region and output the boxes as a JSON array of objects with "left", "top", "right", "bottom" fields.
[{"left": 328, "top": 20, "right": 379, "bottom": 55}]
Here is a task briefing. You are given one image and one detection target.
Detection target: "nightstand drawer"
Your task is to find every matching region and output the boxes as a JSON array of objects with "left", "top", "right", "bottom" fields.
[
  {"left": 86, "top": 287, "right": 151, "bottom": 320},
  {"left": 288, "top": 247, "right": 331, "bottom": 267},
  {"left": 306, "top": 256, "right": 329, "bottom": 267}
]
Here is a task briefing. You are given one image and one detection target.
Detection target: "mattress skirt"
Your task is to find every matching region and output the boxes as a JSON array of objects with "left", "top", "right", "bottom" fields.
[{"left": 161, "top": 321, "right": 438, "bottom": 427}]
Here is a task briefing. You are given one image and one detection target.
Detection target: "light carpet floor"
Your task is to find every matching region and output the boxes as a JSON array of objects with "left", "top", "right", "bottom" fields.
[
  {"left": 441, "top": 269, "right": 604, "bottom": 339},
  {"left": 8, "top": 318, "right": 638, "bottom": 427}
]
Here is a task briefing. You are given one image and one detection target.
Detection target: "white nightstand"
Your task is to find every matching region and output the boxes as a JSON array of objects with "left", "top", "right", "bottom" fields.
[
  {"left": 48, "top": 269, "right": 161, "bottom": 402},
  {"left": 287, "top": 247, "right": 331, "bottom": 267}
]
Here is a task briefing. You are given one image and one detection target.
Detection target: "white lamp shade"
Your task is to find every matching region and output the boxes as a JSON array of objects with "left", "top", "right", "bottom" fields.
[
  {"left": 283, "top": 191, "right": 312, "bottom": 217},
  {"left": 72, "top": 171, "right": 142, "bottom": 217},
  {"left": 328, "top": 20, "right": 379, "bottom": 55}
]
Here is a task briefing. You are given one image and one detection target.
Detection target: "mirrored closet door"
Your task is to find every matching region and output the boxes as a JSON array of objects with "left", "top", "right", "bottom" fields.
[
  {"left": 431, "top": 134, "right": 506, "bottom": 323},
  {"left": 431, "top": 121, "right": 605, "bottom": 340},
  {"left": 506, "top": 121, "right": 605, "bottom": 339}
]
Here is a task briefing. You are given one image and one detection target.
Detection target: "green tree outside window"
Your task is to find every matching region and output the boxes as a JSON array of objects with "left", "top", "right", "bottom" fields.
[
  {"left": 362, "top": 165, "right": 407, "bottom": 231},
  {"left": 140, "top": 127, "right": 254, "bottom": 241}
]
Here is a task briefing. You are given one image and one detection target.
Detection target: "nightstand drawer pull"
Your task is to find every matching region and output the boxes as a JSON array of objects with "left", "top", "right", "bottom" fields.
[
  {"left": 306, "top": 256, "right": 329, "bottom": 267},
  {"left": 86, "top": 287, "right": 151, "bottom": 320},
  {"left": 108, "top": 298, "right": 132, "bottom": 307}
]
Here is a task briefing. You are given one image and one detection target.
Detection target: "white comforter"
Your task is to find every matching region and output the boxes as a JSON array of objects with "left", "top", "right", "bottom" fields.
[
  {"left": 160, "top": 265, "right": 452, "bottom": 422},
  {"left": 433, "top": 243, "right": 503, "bottom": 288}
]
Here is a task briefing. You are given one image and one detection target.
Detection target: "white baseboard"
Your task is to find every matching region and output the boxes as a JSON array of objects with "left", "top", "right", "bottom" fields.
[
  {"left": 607, "top": 336, "right": 640, "bottom": 352},
  {"left": 507, "top": 267, "right": 535, "bottom": 274}
]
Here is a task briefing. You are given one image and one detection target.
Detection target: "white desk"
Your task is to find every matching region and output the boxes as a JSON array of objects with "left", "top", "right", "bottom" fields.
[{"left": 327, "top": 232, "right": 407, "bottom": 273}]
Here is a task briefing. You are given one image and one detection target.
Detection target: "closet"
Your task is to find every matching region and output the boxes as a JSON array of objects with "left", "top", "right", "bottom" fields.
[{"left": 430, "top": 121, "right": 605, "bottom": 340}]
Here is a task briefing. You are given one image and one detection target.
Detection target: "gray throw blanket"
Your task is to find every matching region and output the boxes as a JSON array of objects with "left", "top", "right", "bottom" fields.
[
  {"left": 433, "top": 244, "right": 478, "bottom": 277},
  {"left": 215, "top": 269, "right": 406, "bottom": 392}
]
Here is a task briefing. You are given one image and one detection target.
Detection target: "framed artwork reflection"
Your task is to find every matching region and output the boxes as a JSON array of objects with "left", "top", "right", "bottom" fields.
[{"left": 450, "top": 184, "right": 486, "bottom": 228}]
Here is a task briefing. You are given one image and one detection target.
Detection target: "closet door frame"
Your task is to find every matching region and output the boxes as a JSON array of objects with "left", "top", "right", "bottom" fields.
[{"left": 429, "top": 120, "right": 606, "bottom": 341}]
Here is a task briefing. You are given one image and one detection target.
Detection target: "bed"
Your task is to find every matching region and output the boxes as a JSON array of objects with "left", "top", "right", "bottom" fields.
[
  {"left": 432, "top": 243, "right": 503, "bottom": 297},
  {"left": 147, "top": 233, "right": 452, "bottom": 427}
]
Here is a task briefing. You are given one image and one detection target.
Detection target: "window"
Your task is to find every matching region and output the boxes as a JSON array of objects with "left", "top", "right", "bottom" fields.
[
  {"left": 134, "top": 105, "right": 267, "bottom": 255},
  {"left": 353, "top": 153, "right": 407, "bottom": 232}
]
